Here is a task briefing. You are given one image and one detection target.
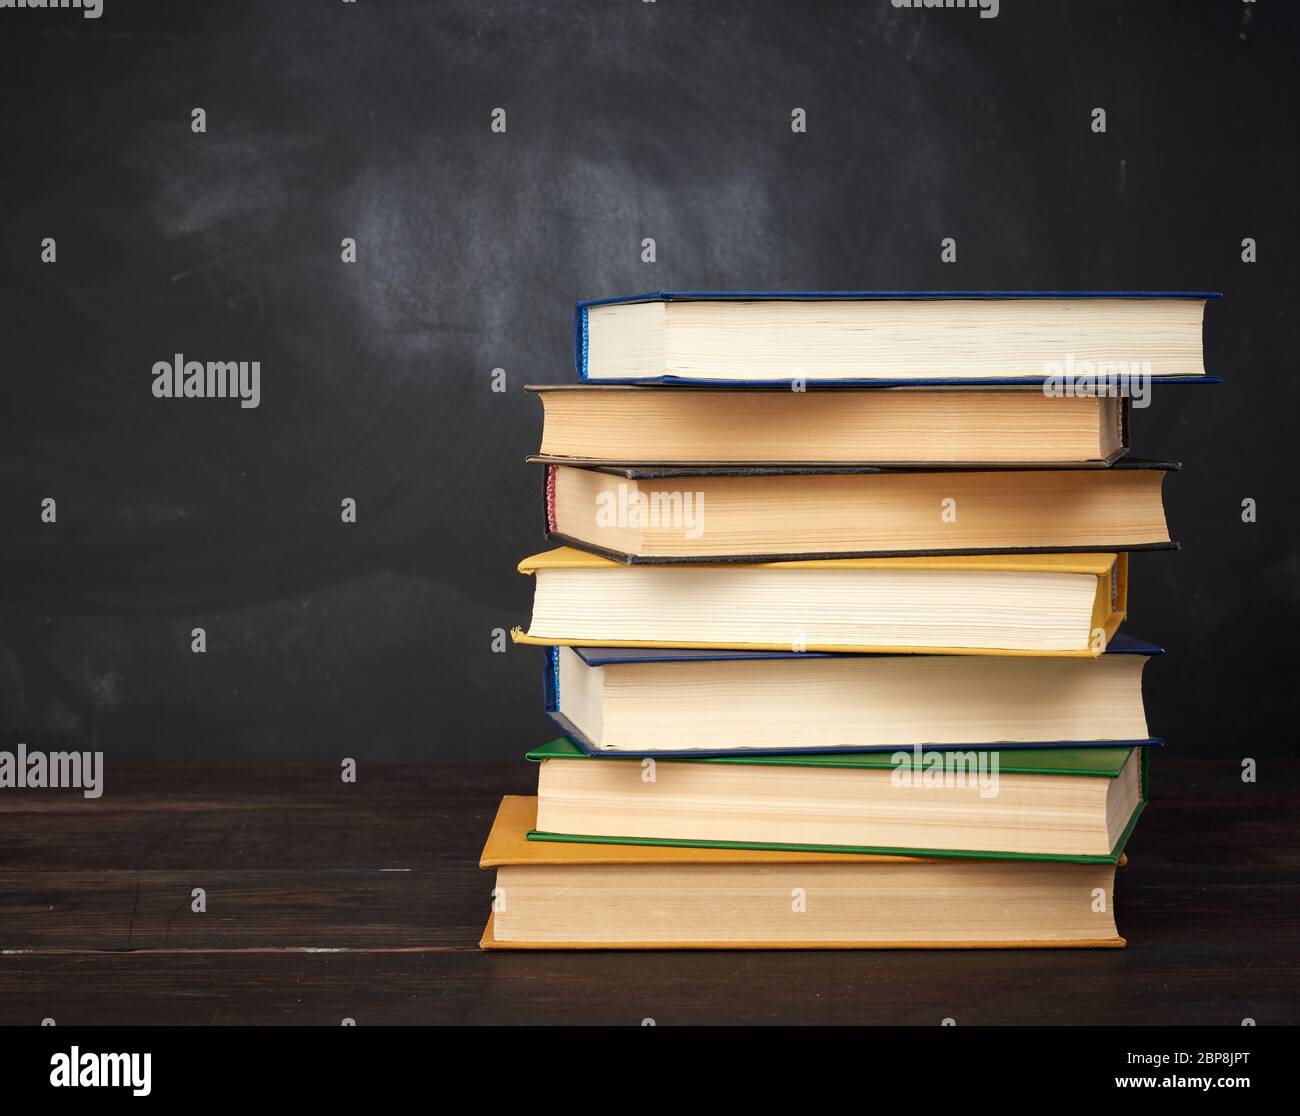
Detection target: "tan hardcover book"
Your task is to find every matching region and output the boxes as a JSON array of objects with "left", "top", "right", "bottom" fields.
[
  {"left": 479, "top": 796, "right": 1125, "bottom": 950},
  {"left": 529, "top": 385, "right": 1129, "bottom": 466},
  {"left": 541, "top": 461, "right": 1174, "bottom": 561}
]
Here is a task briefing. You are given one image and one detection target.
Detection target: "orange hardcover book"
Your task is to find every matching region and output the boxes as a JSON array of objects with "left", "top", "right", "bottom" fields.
[{"left": 479, "top": 796, "right": 1126, "bottom": 950}]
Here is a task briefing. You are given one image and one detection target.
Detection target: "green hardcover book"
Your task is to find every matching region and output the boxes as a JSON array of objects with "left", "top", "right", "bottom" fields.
[{"left": 525, "top": 737, "right": 1148, "bottom": 863}]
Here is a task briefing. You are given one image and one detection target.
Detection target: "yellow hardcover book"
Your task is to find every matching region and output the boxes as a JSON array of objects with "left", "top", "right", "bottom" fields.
[
  {"left": 479, "top": 797, "right": 1126, "bottom": 950},
  {"left": 513, "top": 547, "right": 1127, "bottom": 657}
]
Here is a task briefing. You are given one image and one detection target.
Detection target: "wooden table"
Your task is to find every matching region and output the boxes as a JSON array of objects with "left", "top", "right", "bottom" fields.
[{"left": 1, "top": 757, "right": 1295, "bottom": 1025}]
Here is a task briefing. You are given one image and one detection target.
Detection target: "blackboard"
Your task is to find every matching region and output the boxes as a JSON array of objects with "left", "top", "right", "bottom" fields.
[{"left": 1, "top": 0, "right": 1295, "bottom": 760}]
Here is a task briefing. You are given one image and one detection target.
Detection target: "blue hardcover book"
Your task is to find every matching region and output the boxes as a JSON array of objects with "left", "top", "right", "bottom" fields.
[
  {"left": 574, "top": 290, "right": 1221, "bottom": 386},
  {"left": 542, "top": 636, "right": 1165, "bottom": 758}
]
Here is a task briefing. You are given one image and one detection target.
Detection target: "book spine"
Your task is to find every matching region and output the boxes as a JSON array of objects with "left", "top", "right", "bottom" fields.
[
  {"left": 543, "top": 646, "right": 560, "bottom": 712},
  {"left": 573, "top": 304, "right": 589, "bottom": 379},
  {"left": 544, "top": 465, "right": 558, "bottom": 533}
]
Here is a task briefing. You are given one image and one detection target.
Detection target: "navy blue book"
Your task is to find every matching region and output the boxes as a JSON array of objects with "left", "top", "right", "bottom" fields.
[
  {"left": 543, "top": 636, "right": 1164, "bottom": 758},
  {"left": 574, "top": 290, "right": 1220, "bottom": 386}
]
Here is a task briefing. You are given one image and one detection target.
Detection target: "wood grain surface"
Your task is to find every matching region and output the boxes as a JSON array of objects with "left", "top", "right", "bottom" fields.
[{"left": 0, "top": 756, "right": 1295, "bottom": 1025}]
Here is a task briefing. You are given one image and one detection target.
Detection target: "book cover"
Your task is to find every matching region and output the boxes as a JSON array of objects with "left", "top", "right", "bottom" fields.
[
  {"left": 575, "top": 289, "right": 1222, "bottom": 385},
  {"left": 513, "top": 547, "right": 1128, "bottom": 657},
  {"left": 541, "top": 637, "right": 1165, "bottom": 757},
  {"left": 539, "top": 459, "right": 1180, "bottom": 565},
  {"left": 480, "top": 796, "right": 1129, "bottom": 950},
  {"left": 527, "top": 383, "right": 1134, "bottom": 468},
  {"left": 523, "top": 740, "right": 1149, "bottom": 866}
]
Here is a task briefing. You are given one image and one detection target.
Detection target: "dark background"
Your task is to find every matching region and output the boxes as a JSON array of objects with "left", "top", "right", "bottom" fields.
[{"left": 0, "top": 0, "right": 1295, "bottom": 761}]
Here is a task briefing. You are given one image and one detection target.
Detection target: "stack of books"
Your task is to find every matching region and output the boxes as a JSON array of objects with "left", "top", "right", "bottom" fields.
[{"left": 481, "top": 290, "right": 1216, "bottom": 950}]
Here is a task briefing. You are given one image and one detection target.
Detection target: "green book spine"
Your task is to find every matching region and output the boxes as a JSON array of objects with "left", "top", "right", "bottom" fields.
[{"left": 526, "top": 735, "right": 1137, "bottom": 778}]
